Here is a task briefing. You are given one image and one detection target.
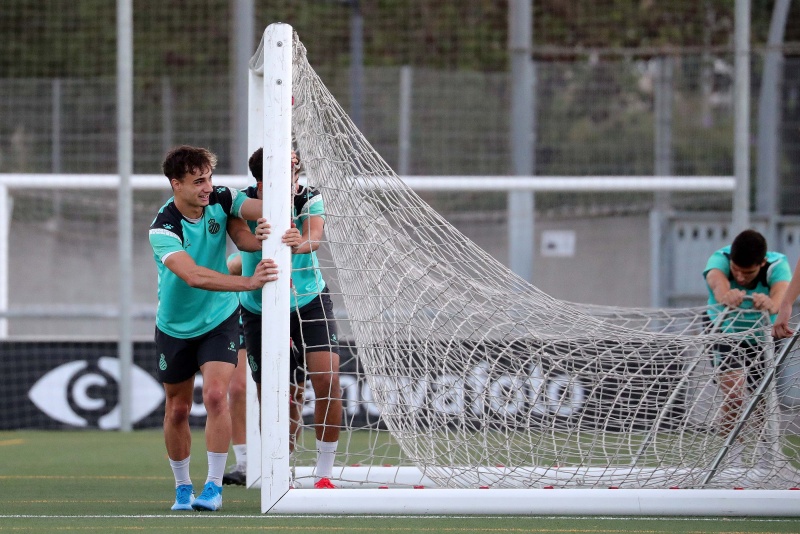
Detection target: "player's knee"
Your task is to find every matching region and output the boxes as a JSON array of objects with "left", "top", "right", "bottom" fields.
[
  {"left": 313, "top": 374, "right": 340, "bottom": 401},
  {"left": 203, "top": 386, "right": 228, "bottom": 415},
  {"left": 228, "top": 376, "right": 246, "bottom": 402},
  {"left": 165, "top": 399, "right": 192, "bottom": 423}
]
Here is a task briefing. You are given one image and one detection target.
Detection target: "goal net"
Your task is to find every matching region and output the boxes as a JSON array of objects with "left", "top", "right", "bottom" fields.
[{"left": 250, "top": 25, "right": 800, "bottom": 512}]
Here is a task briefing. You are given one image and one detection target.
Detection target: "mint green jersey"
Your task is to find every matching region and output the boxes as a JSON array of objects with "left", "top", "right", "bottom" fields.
[
  {"left": 239, "top": 185, "right": 326, "bottom": 314},
  {"left": 149, "top": 186, "right": 247, "bottom": 338},
  {"left": 704, "top": 246, "right": 792, "bottom": 332}
]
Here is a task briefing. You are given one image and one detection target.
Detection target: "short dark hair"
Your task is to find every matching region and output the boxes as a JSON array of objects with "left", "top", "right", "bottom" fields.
[
  {"left": 730, "top": 229, "right": 767, "bottom": 267},
  {"left": 162, "top": 145, "right": 217, "bottom": 182},
  {"left": 248, "top": 147, "right": 263, "bottom": 182}
]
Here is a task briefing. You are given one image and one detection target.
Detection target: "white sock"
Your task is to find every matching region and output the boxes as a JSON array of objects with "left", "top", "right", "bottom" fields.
[
  {"left": 206, "top": 451, "right": 228, "bottom": 487},
  {"left": 169, "top": 456, "right": 192, "bottom": 488},
  {"left": 315, "top": 439, "right": 337, "bottom": 479},
  {"left": 232, "top": 444, "right": 247, "bottom": 468}
]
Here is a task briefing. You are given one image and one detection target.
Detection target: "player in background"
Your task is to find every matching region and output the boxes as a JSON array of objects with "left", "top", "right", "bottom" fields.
[
  {"left": 240, "top": 147, "right": 342, "bottom": 489},
  {"left": 150, "top": 145, "right": 280, "bottom": 511},
  {"left": 221, "top": 252, "right": 248, "bottom": 486},
  {"left": 772, "top": 257, "right": 800, "bottom": 340},
  {"left": 703, "top": 229, "right": 790, "bottom": 461}
]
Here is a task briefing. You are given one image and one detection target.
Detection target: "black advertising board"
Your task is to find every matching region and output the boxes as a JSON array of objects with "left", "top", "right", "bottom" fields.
[{"left": 0, "top": 339, "right": 683, "bottom": 431}]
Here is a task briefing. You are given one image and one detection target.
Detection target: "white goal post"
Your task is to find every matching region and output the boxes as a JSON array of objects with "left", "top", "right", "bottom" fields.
[{"left": 257, "top": 23, "right": 800, "bottom": 516}]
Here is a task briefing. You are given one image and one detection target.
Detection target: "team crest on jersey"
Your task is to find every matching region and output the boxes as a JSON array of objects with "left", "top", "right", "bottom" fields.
[
  {"left": 163, "top": 223, "right": 173, "bottom": 230},
  {"left": 216, "top": 187, "right": 226, "bottom": 194},
  {"left": 208, "top": 218, "right": 220, "bottom": 234}
]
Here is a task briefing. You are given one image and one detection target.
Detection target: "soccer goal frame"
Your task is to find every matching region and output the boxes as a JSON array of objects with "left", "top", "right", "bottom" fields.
[{"left": 248, "top": 23, "right": 800, "bottom": 516}]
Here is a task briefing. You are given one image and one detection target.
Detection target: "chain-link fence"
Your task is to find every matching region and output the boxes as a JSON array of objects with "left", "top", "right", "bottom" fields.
[{"left": 2, "top": 1, "right": 800, "bottom": 336}]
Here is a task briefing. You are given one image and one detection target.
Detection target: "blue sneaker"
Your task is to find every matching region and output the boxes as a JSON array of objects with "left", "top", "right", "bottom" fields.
[
  {"left": 170, "top": 484, "right": 195, "bottom": 511},
  {"left": 191, "top": 481, "right": 223, "bottom": 511}
]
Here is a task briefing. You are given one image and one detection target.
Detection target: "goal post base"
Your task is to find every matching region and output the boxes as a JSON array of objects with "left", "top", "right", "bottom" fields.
[
  {"left": 266, "top": 488, "right": 800, "bottom": 516},
  {"left": 252, "top": 465, "right": 798, "bottom": 490}
]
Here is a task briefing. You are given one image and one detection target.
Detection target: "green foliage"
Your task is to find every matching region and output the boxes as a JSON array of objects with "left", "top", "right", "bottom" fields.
[
  {"left": 0, "top": 0, "right": 115, "bottom": 77},
  {"left": 0, "top": 1, "right": 787, "bottom": 78}
]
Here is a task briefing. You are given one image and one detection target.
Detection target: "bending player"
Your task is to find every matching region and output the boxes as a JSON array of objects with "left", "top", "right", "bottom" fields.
[
  {"left": 221, "top": 252, "right": 248, "bottom": 486},
  {"left": 149, "top": 145, "right": 279, "bottom": 511},
  {"left": 703, "top": 229, "right": 790, "bottom": 462}
]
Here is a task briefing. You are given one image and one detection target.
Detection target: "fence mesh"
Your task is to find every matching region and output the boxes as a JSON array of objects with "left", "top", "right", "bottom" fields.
[{"left": 1, "top": 1, "right": 799, "bottom": 336}]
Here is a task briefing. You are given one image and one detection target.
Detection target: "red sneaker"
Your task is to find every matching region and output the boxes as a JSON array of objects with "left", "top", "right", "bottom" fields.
[{"left": 314, "top": 477, "right": 337, "bottom": 489}]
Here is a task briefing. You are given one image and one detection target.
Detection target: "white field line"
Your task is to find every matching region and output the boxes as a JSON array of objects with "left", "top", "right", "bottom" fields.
[{"left": 1, "top": 514, "right": 798, "bottom": 522}]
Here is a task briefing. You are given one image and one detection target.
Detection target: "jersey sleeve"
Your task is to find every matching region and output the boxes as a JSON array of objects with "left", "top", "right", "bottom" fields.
[
  {"left": 208, "top": 186, "right": 246, "bottom": 218},
  {"left": 767, "top": 255, "right": 792, "bottom": 286},
  {"left": 703, "top": 249, "right": 729, "bottom": 280},
  {"left": 228, "top": 187, "right": 247, "bottom": 218},
  {"left": 302, "top": 190, "right": 325, "bottom": 220},
  {"left": 149, "top": 206, "right": 184, "bottom": 263},
  {"left": 149, "top": 228, "right": 183, "bottom": 263}
]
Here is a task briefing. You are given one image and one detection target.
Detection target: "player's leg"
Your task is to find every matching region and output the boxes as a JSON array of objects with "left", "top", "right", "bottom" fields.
[
  {"left": 223, "top": 344, "right": 248, "bottom": 486},
  {"left": 287, "top": 336, "right": 306, "bottom": 454},
  {"left": 713, "top": 342, "right": 748, "bottom": 436},
  {"left": 745, "top": 341, "right": 770, "bottom": 466},
  {"left": 192, "top": 312, "right": 239, "bottom": 511},
  {"left": 298, "top": 291, "right": 342, "bottom": 488},
  {"left": 288, "top": 370, "right": 305, "bottom": 488},
  {"left": 241, "top": 307, "right": 263, "bottom": 408},
  {"left": 156, "top": 327, "right": 200, "bottom": 511},
  {"left": 163, "top": 378, "right": 196, "bottom": 510},
  {"left": 306, "top": 349, "right": 342, "bottom": 442},
  {"left": 305, "top": 349, "right": 341, "bottom": 488},
  {"left": 289, "top": 379, "right": 305, "bottom": 454},
  {"left": 163, "top": 378, "right": 196, "bottom": 468},
  {"left": 718, "top": 367, "right": 747, "bottom": 434},
  {"left": 200, "top": 360, "right": 236, "bottom": 453},
  {"left": 229, "top": 350, "right": 248, "bottom": 441},
  {"left": 192, "top": 359, "right": 234, "bottom": 511}
]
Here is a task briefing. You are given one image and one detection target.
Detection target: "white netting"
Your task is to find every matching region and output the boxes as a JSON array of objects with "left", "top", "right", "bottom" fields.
[{"left": 285, "top": 32, "right": 800, "bottom": 490}]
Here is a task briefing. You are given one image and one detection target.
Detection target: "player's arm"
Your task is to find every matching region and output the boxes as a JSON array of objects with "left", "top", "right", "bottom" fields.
[
  {"left": 752, "top": 280, "right": 788, "bottom": 315},
  {"left": 227, "top": 252, "right": 242, "bottom": 276},
  {"left": 774, "top": 258, "right": 800, "bottom": 339},
  {"left": 706, "top": 269, "right": 745, "bottom": 308},
  {"left": 290, "top": 216, "right": 324, "bottom": 255},
  {"left": 227, "top": 216, "right": 270, "bottom": 252},
  {"left": 237, "top": 197, "right": 264, "bottom": 222},
  {"left": 164, "top": 251, "right": 277, "bottom": 291}
]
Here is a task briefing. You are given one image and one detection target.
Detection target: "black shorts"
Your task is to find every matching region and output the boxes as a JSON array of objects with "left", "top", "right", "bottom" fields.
[
  {"left": 242, "top": 289, "right": 339, "bottom": 384},
  {"left": 237, "top": 307, "right": 245, "bottom": 351},
  {"left": 712, "top": 339, "right": 768, "bottom": 391},
  {"left": 154, "top": 310, "right": 240, "bottom": 384}
]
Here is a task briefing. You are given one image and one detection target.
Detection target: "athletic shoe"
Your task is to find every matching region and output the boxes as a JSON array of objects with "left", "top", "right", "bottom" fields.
[
  {"left": 170, "top": 484, "right": 195, "bottom": 511},
  {"left": 191, "top": 481, "right": 223, "bottom": 511},
  {"left": 222, "top": 464, "right": 246, "bottom": 486},
  {"left": 314, "top": 477, "right": 336, "bottom": 489}
]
